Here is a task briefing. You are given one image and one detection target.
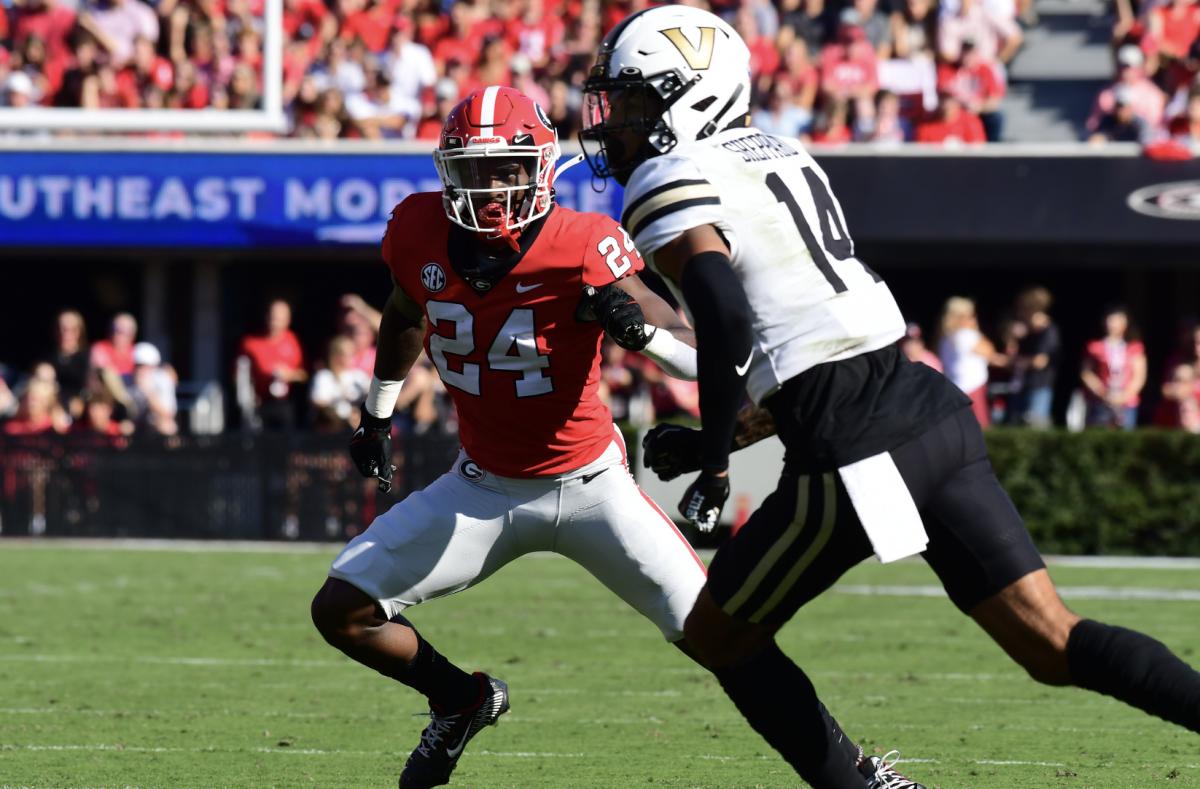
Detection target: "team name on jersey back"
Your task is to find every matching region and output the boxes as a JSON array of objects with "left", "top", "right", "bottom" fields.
[{"left": 719, "top": 133, "right": 800, "bottom": 163}]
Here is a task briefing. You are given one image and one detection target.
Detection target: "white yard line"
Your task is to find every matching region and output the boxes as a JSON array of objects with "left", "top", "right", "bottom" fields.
[
  {"left": 835, "top": 584, "right": 1200, "bottom": 602},
  {"left": 8, "top": 743, "right": 1190, "bottom": 772}
]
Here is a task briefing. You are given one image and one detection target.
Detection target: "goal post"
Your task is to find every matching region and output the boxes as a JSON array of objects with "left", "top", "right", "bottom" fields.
[{"left": 0, "top": 0, "right": 285, "bottom": 134}]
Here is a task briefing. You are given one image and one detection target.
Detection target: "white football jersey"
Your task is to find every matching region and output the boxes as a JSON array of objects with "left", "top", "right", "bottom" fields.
[{"left": 622, "top": 127, "right": 907, "bottom": 404}]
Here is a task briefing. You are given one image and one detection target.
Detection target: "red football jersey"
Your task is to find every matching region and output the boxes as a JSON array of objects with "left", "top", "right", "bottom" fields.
[{"left": 383, "top": 192, "right": 644, "bottom": 477}]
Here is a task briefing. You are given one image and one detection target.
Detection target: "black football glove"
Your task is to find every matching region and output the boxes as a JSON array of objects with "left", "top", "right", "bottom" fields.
[
  {"left": 578, "top": 283, "right": 652, "bottom": 351},
  {"left": 350, "top": 404, "right": 395, "bottom": 493},
  {"left": 678, "top": 470, "right": 731, "bottom": 534},
  {"left": 642, "top": 423, "right": 703, "bottom": 481}
]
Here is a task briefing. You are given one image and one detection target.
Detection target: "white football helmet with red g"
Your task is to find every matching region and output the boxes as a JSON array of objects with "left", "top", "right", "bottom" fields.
[{"left": 433, "top": 86, "right": 560, "bottom": 250}]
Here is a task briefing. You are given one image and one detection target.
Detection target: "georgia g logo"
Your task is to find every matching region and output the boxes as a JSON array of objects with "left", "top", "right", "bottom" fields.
[
  {"left": 534, "top": 102, "right": 553, "bottom": 131},
  {"left": 458, "top": 459, "right": 484, "bottom": 482},
  {"left": 421, "top": 262, "right": 447, "bottom": 292}
]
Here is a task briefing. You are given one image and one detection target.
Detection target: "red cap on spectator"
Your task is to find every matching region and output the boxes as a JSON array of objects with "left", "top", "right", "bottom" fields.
[{"left": 395, "top": 13, "right": 413, "bottom": 33}]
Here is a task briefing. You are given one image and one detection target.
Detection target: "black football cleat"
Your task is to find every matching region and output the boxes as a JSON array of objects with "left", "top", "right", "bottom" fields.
[
  {"left": 398, "top": 673, "right": 509, "bottom": 789},
  {"left": 859, "top": 750, "right": 927, "bottom": 789}
]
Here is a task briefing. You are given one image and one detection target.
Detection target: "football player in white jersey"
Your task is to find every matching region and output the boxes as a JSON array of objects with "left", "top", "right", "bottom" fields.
[{"left": 582, "top": 6, "right": 1200, "bottom": 789}]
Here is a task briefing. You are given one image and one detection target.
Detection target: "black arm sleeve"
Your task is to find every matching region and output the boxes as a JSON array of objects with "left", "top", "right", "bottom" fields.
[{"left": 679, "top": 250, "right": 754, "bottom": 472}]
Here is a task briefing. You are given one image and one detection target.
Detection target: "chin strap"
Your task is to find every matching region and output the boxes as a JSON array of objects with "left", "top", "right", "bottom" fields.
[{"left": 552, "top": 153, "right": 586, "bottom": 184}]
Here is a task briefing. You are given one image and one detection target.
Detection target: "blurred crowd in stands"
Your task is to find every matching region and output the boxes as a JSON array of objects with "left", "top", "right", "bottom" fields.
[
  {"left": 0, "top": 0, "right": 1042, "bottom": 144},
  {"left": 3, "top": 0, "right": 1197, "bottom": 147},
  {"left": 4, "top": 284, "right": 1200, "bottom": 440},
  {"left": 1089, "top": 0, "right": 1200, "bottom": 149}
]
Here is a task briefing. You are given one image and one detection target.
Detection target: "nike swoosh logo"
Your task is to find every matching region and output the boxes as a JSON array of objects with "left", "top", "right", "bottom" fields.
[
  {"left": 445, "top": 727, "right": 471, "bottom": 759},
  {"left": 515, "top": 282, "right": 542, "bottom": 293},
  {"left": 581, "top": 468, "right": 608, "bottom": 484},
  {"left": 734, "top": 351, "right": 753, "bottom": 377}
]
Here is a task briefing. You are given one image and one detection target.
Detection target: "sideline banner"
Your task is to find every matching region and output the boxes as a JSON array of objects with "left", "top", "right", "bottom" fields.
[
  {"left": 0, "top": 149, "right": 622, "bottom": 248},
  {"left": 1, "top": 145, "right": 1197, "bottom": 247}
]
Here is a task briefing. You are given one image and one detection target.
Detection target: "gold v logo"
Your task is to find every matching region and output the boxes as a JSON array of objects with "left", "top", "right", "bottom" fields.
[{"left": 661, "top": 27, "right": 717, "bottom": 70}]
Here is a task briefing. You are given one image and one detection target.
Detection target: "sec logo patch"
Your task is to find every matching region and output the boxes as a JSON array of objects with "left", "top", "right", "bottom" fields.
[{"left": 421, "top": 262, "right": 446, "bottom": 292}]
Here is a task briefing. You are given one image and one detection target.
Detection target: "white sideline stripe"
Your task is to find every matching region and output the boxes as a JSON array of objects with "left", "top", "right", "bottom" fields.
[
  {"left": 5, "top": 540, "right": 1200, "bottom": 570},
  {"left": 8, "top": 744, "right": 1173, "bottom": 770},
  {"left": 0, "top": 654, "right": 343, "bottom": 667},
  {"left": 0, "top": 537, "right": 339, "bottom": 553},
  {"left": 836, "top": 584, "right": 1200, "bottom": 602},
  {"left": 0, "top": 653, "right": 1023, "bottom": 683},
  {"left": 1044, "top": 555, "right": 1200, "bottom": 569}
]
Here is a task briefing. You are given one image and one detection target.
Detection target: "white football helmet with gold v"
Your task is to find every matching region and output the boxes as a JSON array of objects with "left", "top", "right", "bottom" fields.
[{"left": 580, "top": 5, "right": 752, "bottom": 184}]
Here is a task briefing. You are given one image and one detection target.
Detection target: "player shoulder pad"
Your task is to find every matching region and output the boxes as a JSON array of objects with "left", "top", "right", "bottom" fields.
[
  {"left": 382, "top": 192, "right": 442, "bottom": 270},
  {"left": 580, "top": 211, "right": 645, "bottom": 287},
  {"left": 621, "top": 153, "right": 722, "bottom": 257}
]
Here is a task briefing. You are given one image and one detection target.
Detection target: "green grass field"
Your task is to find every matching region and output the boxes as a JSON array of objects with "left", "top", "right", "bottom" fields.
[{"left": 1, "top": 542, "right": 1197, "bottom": 789}]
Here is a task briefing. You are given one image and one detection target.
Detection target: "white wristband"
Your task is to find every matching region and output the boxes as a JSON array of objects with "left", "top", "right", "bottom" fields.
[
  {"left": 642, "top": 327, "right": 698, "bottom": 381},
  {"left": 365, "top": 376, "right": 404, "bottom": 419}
]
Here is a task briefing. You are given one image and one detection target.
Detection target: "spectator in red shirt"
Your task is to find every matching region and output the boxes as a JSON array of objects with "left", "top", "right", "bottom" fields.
[
  {"left": 938, "top": 39, "right": 1006, "bottom": 140},
  {"left": 12, "top": 0, "right": 76, "bottom": 74},
  {"left": 1080, "top": 306, "right": 1147, "bottom": 430},
  {"left": 166, "top": 60, "right": 209, "bottom": 109},
  {"left": 821, "top": 11, "right": 879, "bottom": 120},
  {"left": 736, "top": 5, "right": 781, "bottom": 92},
  {"left": 72, "top": 388, "right": 134, "bottom": 440},
  {"left": 283, "top": 0, "right": 333, "bottom": 41},
  {"left": 432, "top": 1, "right": 483, "bottom": 71},
  {"left": 916, "top": 92, "right": 987, "bottom": 143},
  {"left": 115, "top": 35, "right": 173, "bottom": 107},
  {"left": 1150, "top": 0, "right": 1200, "bottom": 63},
  {"left": 90, "top": 313, "right": 138, "bottom": 380},
  {"left": 237, "top": 298, "right": 308, "bottom": 431},
  {"left": 776, "top": 36, "right": 820, "bottom": 113},
  {"left": 3, "top": 376, "right": 69, "bottom": 436},
  {"left": 507, "top": 0, "right": 565, "bottom": 71},
  {"left": 337, "top": 0, "right": 394, "bottom": 53},
  {"left": 1155, "top": 362, "right": 1200, "bottom": 432}
]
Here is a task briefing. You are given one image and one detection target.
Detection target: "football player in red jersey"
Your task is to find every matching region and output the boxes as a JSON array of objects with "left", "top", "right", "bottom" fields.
[{"left": 309, "top": 86, "right": 707, "bottom": 789}]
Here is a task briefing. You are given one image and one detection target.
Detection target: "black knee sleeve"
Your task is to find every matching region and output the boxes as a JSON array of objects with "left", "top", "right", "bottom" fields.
[{"left": 1067, "top": 619, "right": 1200, "bottom": 732}]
